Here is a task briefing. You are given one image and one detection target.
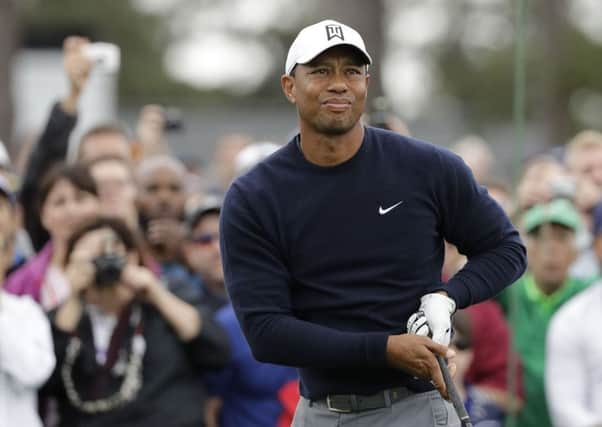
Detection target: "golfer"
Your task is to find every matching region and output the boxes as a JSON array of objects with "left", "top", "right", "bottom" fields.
[{"left": 220, "top": 19, "right": 526, "bottom": 426}]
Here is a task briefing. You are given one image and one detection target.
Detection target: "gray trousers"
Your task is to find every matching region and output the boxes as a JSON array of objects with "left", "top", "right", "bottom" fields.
[{"left": 292, "top": 390, "right": 461, "bottom": 427}]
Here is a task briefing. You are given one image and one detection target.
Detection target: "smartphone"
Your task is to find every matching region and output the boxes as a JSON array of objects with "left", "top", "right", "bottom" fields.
[{"left": 82, "top": 42, "right": 121, "bottom": 73}]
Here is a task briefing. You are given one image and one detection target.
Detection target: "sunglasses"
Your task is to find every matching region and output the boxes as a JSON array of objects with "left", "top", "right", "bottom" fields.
[{"left": 189, "top": 232, "right": 219, "bottom": 246}]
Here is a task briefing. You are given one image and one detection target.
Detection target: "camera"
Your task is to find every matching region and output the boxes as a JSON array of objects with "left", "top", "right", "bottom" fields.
[
  {"left": 163, "top": 107, "right": 183, "bottom": 132},
  {"left": 93, "top": 253, "right": 125, "bottom": 288},
  {"left": 550, "top": 177, "right": 576, "bottom": 200},
  {"left": 82, "top": 42, "right": 121, "bottom": 73}
]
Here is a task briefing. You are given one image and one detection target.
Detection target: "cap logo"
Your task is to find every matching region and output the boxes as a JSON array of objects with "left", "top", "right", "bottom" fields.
[{"left": 325, "top": 24, "right": 344, "bottom": 41}]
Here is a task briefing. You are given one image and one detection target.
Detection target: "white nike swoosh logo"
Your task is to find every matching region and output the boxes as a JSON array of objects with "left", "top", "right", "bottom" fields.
[{"left": 378, "top": 201, "right": 404, "bottom": 215}]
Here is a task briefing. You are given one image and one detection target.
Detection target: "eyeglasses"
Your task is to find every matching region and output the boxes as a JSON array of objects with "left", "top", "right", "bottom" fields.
[{"left": 189, "top": 233, "right": 219, "bottom": 246}]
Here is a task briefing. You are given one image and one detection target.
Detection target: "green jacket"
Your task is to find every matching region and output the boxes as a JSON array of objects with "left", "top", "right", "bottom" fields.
[{"left": 497, "top": 274, "right": 593, "bottom": 427}]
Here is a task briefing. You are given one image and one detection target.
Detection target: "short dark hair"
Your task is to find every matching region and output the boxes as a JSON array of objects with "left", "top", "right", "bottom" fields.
[
  {"left": 64, "top": 215, "right": 151, "bottom": 268},
  {"left": 80, "top": 123, "right": 130, "bottom": 143},
  {"left": 77, "top": 123, "right": 131, "bottom": 161},
  {"left": 36, "top": 163, "right": 98, "bottom": 212}
]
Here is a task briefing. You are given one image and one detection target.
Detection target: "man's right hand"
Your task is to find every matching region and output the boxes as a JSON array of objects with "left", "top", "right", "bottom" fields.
[
  {"left": 386, "top": 334, "right": 456, "bottom": 400},
  {"left": 61, "top": 36, "right": 92, "bottom": 114}
]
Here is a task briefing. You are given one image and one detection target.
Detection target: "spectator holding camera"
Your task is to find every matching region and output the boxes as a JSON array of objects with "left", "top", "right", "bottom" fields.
[
  {"left": 516, "top": 156, "right": 569, "bottom": 212},
  {"left": 44, "top": 216, "right": 229, "bottom": 427},
  {"left": 20, "top": 36, "right": 132, "bottom": 252},
  {"left": 20, "top": 36, "right": 93, "bottom": 251},
  {"left": 5, "top": 164, "right": 99, "bottom": 310},
  {"left": 516, "top": 155, "right": 600, "bottom": 279},
  {"left": 0, "top": 176, "right": 56, "bottom": 427}
]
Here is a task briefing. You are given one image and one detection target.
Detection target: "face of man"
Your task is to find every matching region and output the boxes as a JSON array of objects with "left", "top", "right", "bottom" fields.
[
  {"left": 281, "top": 46, "right": 369, "bottom": 136},
  {"left": 183, "top": 213, "right": 223, "bottom": 290},
  {"left": 90, "top": 159, "right": 138, "bottom": 226},
  {"left": 527, "top": 223, "right": 577, "bottom": 294},
  {"left": 571, "top": 146, "right": 602, "bottom": 190},
  {"left": 79, "top": 132, "right": 131, "bottom": 163},
  {"left": 137, "top": 166, "right": 186, "bottom": 219}
]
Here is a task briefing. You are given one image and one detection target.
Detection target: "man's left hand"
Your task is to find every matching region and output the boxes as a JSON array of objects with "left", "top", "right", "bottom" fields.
[{"left": 407, "top": 292, "right": 456, "bottom": 345}]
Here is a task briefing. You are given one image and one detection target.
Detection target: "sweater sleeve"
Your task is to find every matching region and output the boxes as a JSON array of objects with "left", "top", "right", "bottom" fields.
[
  {"left": 432, "top": 152, "right": 526, "bottom": 309},
  {"left": 20, "top": 102, "right": 76, "bottom": 251},
  {"left": 220, "top": 184, "right": 389, "bottom": 369}
]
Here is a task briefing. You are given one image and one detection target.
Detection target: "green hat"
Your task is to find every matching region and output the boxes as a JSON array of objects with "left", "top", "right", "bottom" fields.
[{"left": 522, "top": 198, "right": 581, "bottom": 233}]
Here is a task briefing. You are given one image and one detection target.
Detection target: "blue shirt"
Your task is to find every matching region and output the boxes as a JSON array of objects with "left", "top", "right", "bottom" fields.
[
  {"left": 220, "top": 126, "right": 526, "bottom": 398},
  {"left": 204, "top": 305, "right": 298, "bottom": 427}
]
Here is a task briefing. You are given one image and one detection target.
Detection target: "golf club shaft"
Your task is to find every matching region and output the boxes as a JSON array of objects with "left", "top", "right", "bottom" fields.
[{"left": 436, "top": 355, "right": 473, "bottom": 427}]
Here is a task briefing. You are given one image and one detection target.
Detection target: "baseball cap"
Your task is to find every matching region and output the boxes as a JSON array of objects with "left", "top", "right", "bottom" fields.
[
  {"left": 285, "top": 19, "right": 372, "bottom": 75},
  {"left": 522, "top": 198, "right": 580, "bottom": 234},
  {"left": 186, "top": 195, "right": 221, "bottom": 229}
]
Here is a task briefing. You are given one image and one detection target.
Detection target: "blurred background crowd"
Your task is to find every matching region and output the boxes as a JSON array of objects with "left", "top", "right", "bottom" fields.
[{"left": 0, "top": 1, "right": 601, "bottom": 427}]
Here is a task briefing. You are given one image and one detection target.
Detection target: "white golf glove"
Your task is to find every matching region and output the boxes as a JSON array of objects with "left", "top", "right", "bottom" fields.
[{"left": 407, "top": 293, "right": 456, "bottom": 346}]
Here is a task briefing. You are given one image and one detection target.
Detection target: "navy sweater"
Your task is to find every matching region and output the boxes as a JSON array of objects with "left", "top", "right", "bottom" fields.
[{"left": 220, "top": 127, "right": 526, "bottom": 398}]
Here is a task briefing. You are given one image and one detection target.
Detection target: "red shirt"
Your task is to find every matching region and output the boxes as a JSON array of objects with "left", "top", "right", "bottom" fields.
[{"left": 464, "top": 301, "right": 523, "bottom": 397}]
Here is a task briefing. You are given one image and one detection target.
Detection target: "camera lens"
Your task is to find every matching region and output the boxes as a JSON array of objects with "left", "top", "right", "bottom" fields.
[{"left": 93, "top": 254, "right": 125, "bottom": 288}]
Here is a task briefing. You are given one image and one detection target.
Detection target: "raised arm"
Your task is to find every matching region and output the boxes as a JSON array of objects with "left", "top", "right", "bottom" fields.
[{"left": 20, "top": 36, "right": 91, "bottom": 250}]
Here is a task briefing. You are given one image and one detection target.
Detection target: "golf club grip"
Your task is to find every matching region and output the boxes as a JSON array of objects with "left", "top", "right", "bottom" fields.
[{"left": 436, "top": 355, "right": 473, "bottom": 427}]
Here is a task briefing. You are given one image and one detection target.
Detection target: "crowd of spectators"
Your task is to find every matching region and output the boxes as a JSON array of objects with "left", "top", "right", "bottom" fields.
[{"left": 0, "top": 35, "right": 601, "bottom": 427}]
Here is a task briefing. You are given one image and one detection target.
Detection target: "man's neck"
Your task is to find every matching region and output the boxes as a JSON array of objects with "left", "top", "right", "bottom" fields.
[{"left": 298, "top": 122, "right": 364, "bottom": 166}]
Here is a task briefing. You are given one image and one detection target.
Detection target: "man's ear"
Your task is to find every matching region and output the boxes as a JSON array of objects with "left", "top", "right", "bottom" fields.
[{"left": 281, "top": 74, "right": 296, "bottom": 104}]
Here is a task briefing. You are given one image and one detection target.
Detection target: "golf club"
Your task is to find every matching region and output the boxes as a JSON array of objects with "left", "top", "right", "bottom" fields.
[{"left": 436, "top": 354, "right": 473, "bottom": 427}]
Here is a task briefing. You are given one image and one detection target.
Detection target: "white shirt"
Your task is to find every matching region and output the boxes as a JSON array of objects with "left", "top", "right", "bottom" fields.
[
  {"left": 86, "top": 305, "right": 117, "bottom": 365},
  {"left": 0, "top": 290, "right": 55, "bottom": 427},
  {"left": 546, "top": 282, "right": 602, "bottom": 427}
]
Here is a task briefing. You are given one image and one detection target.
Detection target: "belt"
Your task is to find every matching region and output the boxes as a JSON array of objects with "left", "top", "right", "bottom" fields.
[{"left": 313, "top": 387, "right": 415, "bottom": 413}]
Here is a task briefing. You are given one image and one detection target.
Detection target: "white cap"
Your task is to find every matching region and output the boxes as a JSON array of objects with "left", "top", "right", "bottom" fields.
[{"left": 285, "top": 19, "right": 372, "bottom": 75}]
